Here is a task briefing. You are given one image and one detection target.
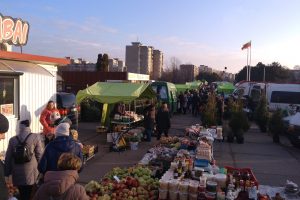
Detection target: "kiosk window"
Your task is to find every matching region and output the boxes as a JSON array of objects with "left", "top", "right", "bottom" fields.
[{"left": 0, "top": 76, "right": 19, "bottom": 116}]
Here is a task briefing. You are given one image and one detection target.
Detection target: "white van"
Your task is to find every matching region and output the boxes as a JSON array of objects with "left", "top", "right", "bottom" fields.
[
  {"left": 266, "top": 83, "right": 300, "bottom": 111},
  {"left": 232, "top": 81, "right": 265, "bottom": 101}
]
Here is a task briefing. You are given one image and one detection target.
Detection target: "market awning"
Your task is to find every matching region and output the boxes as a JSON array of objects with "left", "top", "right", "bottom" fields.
[
  {"left": 0, "top": 60, "right": 54, "bottom": 76},
  {"left": 175, "top": 84, "right": 191, "bottom": 94},
  {"left": 76, "top": 82, "right": 156, "bottom": 104},
  {"left": 186, "top": 81, "right": 203, "bottom": 89},
  {"left": 217, "top": 82, "right": 235, "bottom": 94}
]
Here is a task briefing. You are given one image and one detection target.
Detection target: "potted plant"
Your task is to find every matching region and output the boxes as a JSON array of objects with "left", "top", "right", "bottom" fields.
[
  {"left": 254, "top": 95, "right": 269, "bottom": 132},
  {"left": 202, "top": 93, "right": 217, "bottom": 127},
  {"left": 268, "top": 109, "right": 284, "bottom": 143},
  {"left": 228, "top": 99, "right": 250, "bottom": 144},
  {"left": 223, "top": 98, "right": 234, "bottom": 142}
]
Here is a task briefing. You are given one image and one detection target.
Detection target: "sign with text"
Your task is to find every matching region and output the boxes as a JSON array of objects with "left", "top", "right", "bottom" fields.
[
  {"left": 0, "top": 104, "right": 14, "bottom": 115},
  {"left": 0, "top": 14, "right": 29, "bottom": 46}
]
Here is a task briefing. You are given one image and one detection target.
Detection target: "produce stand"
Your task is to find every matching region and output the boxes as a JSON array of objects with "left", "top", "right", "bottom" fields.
[
  {"left": 82, "top": 144, "right": 99, "bottom": 164},
  {"left": 84, "top": 121, "right": 299, "bottom": 200},
  {"left": 76, "top": 82, "right": 156, "bottom": 152}
]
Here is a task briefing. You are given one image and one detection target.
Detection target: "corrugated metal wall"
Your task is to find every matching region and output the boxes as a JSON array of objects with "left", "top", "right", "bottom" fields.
[
  {"left": 0, "top": 65, "right": 57, "bottom": 153},
  {"left": 19, "top": 68, "right": 57, "bottom": 133}
]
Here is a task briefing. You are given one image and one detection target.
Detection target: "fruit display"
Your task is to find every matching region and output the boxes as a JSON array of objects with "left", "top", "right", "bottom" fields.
[{"left": 85, "top": 166, "right": 159, "bottom": 200}]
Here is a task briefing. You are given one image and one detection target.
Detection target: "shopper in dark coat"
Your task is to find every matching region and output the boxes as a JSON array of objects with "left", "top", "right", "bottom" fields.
[
  {"left": 156, "top": 102, "right": 171, "bottom": 140},
  {"left": 0, "top": 113, "right": 9, "bottom": 200},
  {"left": 33, "top": 153, "right": 89, "bottom": 200},
  {"left": 38, "top": 123, "right": 83, "bottom": 175},
  {"left": 143, "top": 105, "right": 155, "bottom": 142},
  {"left": 4, "top": 120, "right": 43, "bottom": 200}
]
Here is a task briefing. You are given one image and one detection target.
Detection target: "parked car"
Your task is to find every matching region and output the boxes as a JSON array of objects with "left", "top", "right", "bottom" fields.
[
  {"left": 283, "top": 112, "right": 300, "bottom": 148},
  {"left": 56, "top": 92, "right": 80, "bottom": 130}
]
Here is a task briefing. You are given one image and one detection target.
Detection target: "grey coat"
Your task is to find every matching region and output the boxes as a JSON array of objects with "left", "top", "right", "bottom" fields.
[{"left": 4, "top": 126, "right": 43, "bottom": 186}]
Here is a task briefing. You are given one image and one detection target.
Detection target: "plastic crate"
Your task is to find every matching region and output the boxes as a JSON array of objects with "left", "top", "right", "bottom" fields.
[
  {"left": 225, "top": 166, "right": 259, "bottom": 189},
  {"left": 194, "top": 158, "right": 209, "bottom": 167}
]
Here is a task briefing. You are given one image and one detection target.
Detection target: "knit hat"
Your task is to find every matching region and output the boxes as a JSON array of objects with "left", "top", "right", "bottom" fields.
[
  {"left": 55, "top": 123, "right": 70, "bottom": 137},
  {"left": 0, "top": 113, "right": 9, "bottom": 133},
  {"left": 20, "top": 120, "right": 30, "bottom": 127}
]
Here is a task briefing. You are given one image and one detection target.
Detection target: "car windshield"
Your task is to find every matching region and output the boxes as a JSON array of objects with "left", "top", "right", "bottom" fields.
[{"left": 59, "top": 93, "right": 76, "bottom": 108}]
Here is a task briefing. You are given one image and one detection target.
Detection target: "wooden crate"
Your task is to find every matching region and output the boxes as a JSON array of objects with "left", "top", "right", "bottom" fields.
[{"left": 96, "top": 126, "right": 107, "bottom": 133}]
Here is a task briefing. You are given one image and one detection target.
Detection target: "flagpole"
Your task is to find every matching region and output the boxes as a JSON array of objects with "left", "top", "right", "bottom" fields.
[
  {"left": 249, "top": 40, "right": 252, "bottom": 81},
  {"left": 246, "top": 47, "right": 249, "bottom": 81}
]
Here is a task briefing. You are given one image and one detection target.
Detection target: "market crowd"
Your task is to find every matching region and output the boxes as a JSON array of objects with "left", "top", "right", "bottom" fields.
[
  {"left": 0, "top": 100, "right": 89, "bottom": 200},
  {"left": 176, "top": 86, "right": 225, "bottom": 125}
]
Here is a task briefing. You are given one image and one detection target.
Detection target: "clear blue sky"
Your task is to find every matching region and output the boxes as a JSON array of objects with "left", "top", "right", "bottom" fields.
[{"left": 2, "top": 0, "right": 300, "bottom": 73}]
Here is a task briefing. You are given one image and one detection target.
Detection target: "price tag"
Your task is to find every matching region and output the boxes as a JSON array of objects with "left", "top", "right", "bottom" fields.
[{"left": 113, "top": 175, "right": 120, "bottom": 183}]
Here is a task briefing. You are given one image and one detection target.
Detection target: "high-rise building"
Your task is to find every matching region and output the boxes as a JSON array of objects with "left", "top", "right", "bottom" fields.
[
  {"left": 153, "top": 50, "right": 163, "bottom": 80},
  {"left": 180, "top": 64, "right": 199, "bottom": 82},
  {"left": 108, "top": 58, "right": 124, "bottom": 72},
  {"left": 125, "top": 42, "right": 162, "bottom": 79},
  {"left": 199, "top": 65, "right": 212, "bottom": 73},
  {"left": 140, "top": 46, "right": 153, "bottom": 75},
  {"left": 125, "top": 42, "right": 141, "bottom": 73}
]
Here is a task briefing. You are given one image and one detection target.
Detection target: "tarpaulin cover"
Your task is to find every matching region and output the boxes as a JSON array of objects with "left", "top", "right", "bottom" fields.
[
  {"left": 76, "top": 82, "right": 156, "bottom": 104},
  {"left": 175, "top": 84, "right": 191, "bottom": 93},
  {"left": 186, "top": 81, "right": 203, "bottom": 89},
  {"left": 217, "top": 82, "right": 235, "bottom": 94}
]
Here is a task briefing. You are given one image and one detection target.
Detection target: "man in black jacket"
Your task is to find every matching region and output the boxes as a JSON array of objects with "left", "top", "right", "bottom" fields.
[
  {"left": 156, "top": 102, "right": 171, "bottom": 140},
  {"left": 0, "top": 113, "right": 9, "bottom": 200}
]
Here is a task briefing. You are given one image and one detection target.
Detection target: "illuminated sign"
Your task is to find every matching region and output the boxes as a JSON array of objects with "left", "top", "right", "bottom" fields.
[{"left": 0, "top": 14, "right": 29, "bottom": 46}]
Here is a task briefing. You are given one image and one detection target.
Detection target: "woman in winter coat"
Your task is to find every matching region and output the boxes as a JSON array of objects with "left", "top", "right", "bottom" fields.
[
  {"left": 0, "top": 113, "right": 9, "bottom": 200},
  {"left": 4, "top": 120, "right": 43, "bottom": 200},
  {"left": 33, "top": 153, "right": 89, "bottom": 200},
  {"left": 156, "top": 102, "right": 171, "bottom": 140},
  {"left": 38, "top": 122, "right": 83, "bottom": 175},
  {"left": 40, "top": 100, "right": 60, "bottom": 145}
]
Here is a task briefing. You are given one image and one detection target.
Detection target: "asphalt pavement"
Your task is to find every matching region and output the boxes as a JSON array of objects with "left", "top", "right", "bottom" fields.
[{"left": 78, "top": 113, "right": 300, "bottom": 187}]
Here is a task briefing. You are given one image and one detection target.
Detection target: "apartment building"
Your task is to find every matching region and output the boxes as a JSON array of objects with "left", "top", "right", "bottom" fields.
[
  {"left": 199, "top": 65, "right": 213, "bottom": 73},
  {"left": 180, "top": 64, "right": 199, "bottom": 82},
  {"left": 108, "top": 58, "right": 124, "bottom": 72},
  {"left": 140, "top": 45, "right": 153, "bottom": 75},
  {"left": 153, "top": 49, "right": 163, "bottom": 80},
  {"left": 125, "top": 42, "right": 163, "bottom": 79},
  {"left": 125, "top": 42, "right": 141, "bottom": 73}
]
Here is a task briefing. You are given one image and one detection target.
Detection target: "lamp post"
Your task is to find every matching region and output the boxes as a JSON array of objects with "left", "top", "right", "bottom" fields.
[
  {"left": 263, "top": 66, "right": 266, "bottom": 82},
  {"left": 224, "top": 67, "right": 227, "bottom": 81}
]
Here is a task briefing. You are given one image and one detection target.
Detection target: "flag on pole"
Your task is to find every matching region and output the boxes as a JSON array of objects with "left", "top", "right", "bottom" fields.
[{"left": 241, "top": 41, "right": 251, "bottom": 50}]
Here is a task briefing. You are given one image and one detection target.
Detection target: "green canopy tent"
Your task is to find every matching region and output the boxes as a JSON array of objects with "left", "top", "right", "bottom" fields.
[
  {"left": 186, "top": 81, "right": 203, "bottom": 90},
  {"left": 76, "top": 82, "right": 156, "bottom": 104},
  {"left": 76, "top": 82, "right": 157, "bottom": 125},
  {"left": 175, "top": 84, "right": 191, "bottom": 94},
  {"left": 216, "top": 82, "right": 235, "bottom": 94}
]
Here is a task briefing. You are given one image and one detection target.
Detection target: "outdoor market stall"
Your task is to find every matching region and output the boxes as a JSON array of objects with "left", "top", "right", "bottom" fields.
[
  {"left": 84, "top": 121, "right": 299, "bottom": 200},
  {"left": 216, "top": 82, "right": 235, "bottom": 95},
  {"left": 76, "top": 82, "right": 157, "bottom": 151}
]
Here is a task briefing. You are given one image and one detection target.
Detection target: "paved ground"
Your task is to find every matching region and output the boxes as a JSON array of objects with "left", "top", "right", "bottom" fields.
[
  {"left": 78, "top": 113, "right": 300, "bottom": 187},
  {"left": 214, "top": 124, "right": 300, "bottom": 187}
]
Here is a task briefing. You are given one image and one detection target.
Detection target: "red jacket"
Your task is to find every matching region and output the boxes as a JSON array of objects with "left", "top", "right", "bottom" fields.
[{"left": 40, "top": 108, "right": 58, "bottom": 135}]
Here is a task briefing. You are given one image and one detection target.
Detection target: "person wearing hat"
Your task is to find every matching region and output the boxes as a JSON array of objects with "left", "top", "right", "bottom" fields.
[
  {"left": 0, "top": 113, "right": 9, "bottom": 200},
  {"left": 38, "top": 122, "right": 83, "bottom": 175},
  {"left": 4, "top": 120, "right": 43, "bottom": 200}
]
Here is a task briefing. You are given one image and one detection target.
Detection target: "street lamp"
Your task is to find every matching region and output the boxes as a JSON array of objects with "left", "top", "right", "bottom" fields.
[
  {"left": 263, "top": 66, "right": 266, "bottom": 82},
  {"left": 224, "top": 67, "right": 227, "bottom": 81}
]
